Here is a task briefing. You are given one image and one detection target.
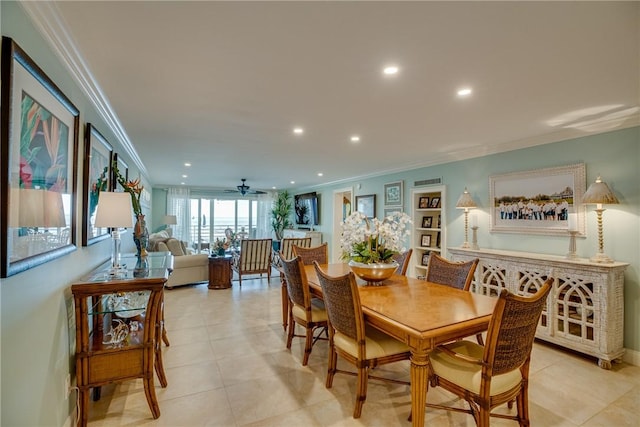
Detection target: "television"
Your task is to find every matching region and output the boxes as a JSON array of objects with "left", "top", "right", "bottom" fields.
[{"left": 294, "top": 192, "right": 319, "bottom": 227}]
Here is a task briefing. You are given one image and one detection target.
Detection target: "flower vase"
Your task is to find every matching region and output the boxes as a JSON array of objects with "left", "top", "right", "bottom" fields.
[
  {"left": 348, "top": 260, "right": 398, "bottom": 286},
  {"left": 133, "top": 214, "right": 149, "bottom": 257}
]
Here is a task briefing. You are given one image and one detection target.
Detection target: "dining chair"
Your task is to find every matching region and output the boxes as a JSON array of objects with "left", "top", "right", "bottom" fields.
[
  {"left": 425, "top": 252, "right": 478, "bottom": 290},
  {"left": 231, "top": 238, "right": 272, "bottom": 286},
  {"left": 313, "top": 261, "right": 411, "bottom": 418},
  {"left": 425, "top": 278, "right": 552, "bottom": 427},
  {"left": 293, "top": 242, "right": 328, "bottom": 265},
  {"left": 392, "top": 248, "right": 413, "bottom": 276},
  {"left": 426, "top": 252, "right": 482, "bottom": 343},
  {"left": 280, "top": 256, "right": 328, "bottom": 365},
  {"left": 275, "top": 237, "right": 312, "bottom": 331}
]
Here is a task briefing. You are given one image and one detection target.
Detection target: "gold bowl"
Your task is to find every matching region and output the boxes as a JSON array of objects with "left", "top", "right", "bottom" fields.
[{"left": 348, "top": 260, "right": 398, "bottom": 285}]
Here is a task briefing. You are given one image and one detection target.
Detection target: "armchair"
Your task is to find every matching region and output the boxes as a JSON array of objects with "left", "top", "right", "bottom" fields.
[{"left": 232, "top": 238, "right": 273, "bottom": 286}]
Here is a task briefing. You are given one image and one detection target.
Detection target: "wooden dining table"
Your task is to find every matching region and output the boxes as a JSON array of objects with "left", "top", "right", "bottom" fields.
[{"left": 305, "top": 263, "right": 497, "bottom": 427}]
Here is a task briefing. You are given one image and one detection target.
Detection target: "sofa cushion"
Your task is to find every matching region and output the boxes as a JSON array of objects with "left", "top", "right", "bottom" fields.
[
  {"left": 148, "top": 229, "right": 173, "bottom": 251},
  {"left": 166, "top": 238, "right": 186, "bottom": 256}
]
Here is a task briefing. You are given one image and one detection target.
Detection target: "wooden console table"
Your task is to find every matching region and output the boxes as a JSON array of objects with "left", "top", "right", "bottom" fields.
[
  {"left": 208, "top": 255, "right": 232, "bottom": 289},
  {"left": 71, "top": 253, "right": 172, "bottom": 426},
  {"left": 449, "top": 247, "right": 628, "bottom": 369}
]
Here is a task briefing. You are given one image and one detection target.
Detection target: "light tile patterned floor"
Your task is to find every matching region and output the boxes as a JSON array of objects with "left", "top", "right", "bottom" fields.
[{"left": 87, "top": 277, "right": 640, "bottom": 426}]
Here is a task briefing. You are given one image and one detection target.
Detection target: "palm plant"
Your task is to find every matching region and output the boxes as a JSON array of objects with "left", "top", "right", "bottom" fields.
[{"left": 271, "top": 190, "right": 293, "bottom": 241}]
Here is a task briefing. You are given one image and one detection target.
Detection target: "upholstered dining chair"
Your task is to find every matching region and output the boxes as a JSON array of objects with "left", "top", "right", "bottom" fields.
[
  {"left": 231, "top": 238, "right": 272, "bottom": 286},
  {"left": 425, "top": 279, "right": 552, "bottom": 427},
  {"left": 426, "top": 252, "right": 482, "bottom": 343},
  {"left": 275, "top": 237, "right": 312, "bottom": 331},
  {"left": 313, "top": 262, "right": 411, "bottom": 418},
  {"left": 293, "top": 242, "right": 328, "bottom": 265},
  {"left": 280, "top": 256, "right": 328, "bottom": 366},
  {"left": 392, "top": 248, "right": 413, "bottom": 276}
]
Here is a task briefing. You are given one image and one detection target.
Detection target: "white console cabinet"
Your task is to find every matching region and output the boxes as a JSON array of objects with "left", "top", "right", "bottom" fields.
[
  {"left": 282, "top": 229, "right": 322, "bottom": 247},
  {"left": 449, "top": 247, "right": 628, "bottom": 369}
]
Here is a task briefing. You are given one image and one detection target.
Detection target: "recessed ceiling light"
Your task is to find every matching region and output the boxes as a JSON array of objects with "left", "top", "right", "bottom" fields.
[
  {"left": 350, "top": 135, "right": 361, "bottom": 143},
  {"left": 184, "top": 162, "right": 191, "bottom": 167},
  {"left": 293, "top": 127, "right": 304, "bottom": 135},
  {"left": 317, "top": 172, "right": 323, "bottom": 177},
  {"left": 383, "top": 65, "right": 399, "bottom": 75},
  {"left": 290, "top": 181, "right": 295, "bottom": 184},
  {"left": 272, "top": 186, "right": 277, "bottom": 190},
  {"left": 457, "top": 87, "right": 472, "bottom": 97},
  {"left": 180, "top": 182, "right": 185, "bottom": 185},
  {"left": 182, "top": 174, "right": 188, "bottom": 178}
]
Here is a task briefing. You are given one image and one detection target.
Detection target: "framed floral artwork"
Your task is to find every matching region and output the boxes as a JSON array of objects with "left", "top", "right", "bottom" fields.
[
  {"left": 82, "top": 124, "right": 112, "bottom": 246},
  {"left": 356, "top": 194, "right": 376, "bottom": 219},
  {"left": 383, "top": 181, "right": 403, "bottom": 207},
  {"left": 489, "top": 163, "right": 586, "bottom": 236},
  {"left": 1, "top": 37, "right": 79, "bottom": 277}
]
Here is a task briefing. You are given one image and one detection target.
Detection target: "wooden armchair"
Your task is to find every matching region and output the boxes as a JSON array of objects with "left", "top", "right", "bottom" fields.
[
  {"left": 293, "top": 242, "right": 328, "bottom": 265},
  {"left": 313, "top": 262, "right": 410, "bottom": 418},
  {"left": 426, "top": 279, "right": 552, "bottom": 426},
  {"left": 280, "top": 256, "right": 328, "bottom": 365},
  {"left": 232, "top": 238, "right": 272, "bottom": 286},
  {"left": 392, "top": 248, "right": 413, "bottom": 276},
  {"left": 275, "top": 237, "right": 312, "bottom": 331}
]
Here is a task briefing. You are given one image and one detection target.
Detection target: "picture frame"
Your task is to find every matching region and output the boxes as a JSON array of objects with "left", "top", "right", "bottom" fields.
[
  {"left": 421, "top": 216, "right": 433, "bottom": 228},
  {"left": 82, "top": 124, "right": 112, "bottom": 246},
  {"left": 418, "top": 196, "right": 430, "bottom": 209},
  {"left": 421, "top": 235, "right": 432, "bottom": 247},
  {"left": 383, "top": 180, "right": 403, "bottom": 207},
  {"left": 112, "top": 153, "right": 128, "bottom": 191},
  {"left": 383, "top": 207, "right": 402, "bottom": 218},
  {"left": 429, "top": 197, "right": 441, "bottom": 208},
  {"left": 1, "top": 37, "right": 79, "bottom": 277},
  {"left": 489, "top": 163, "right": 586, "bottom": 236},
  {"left": 356, "top": 194, "right": 376, "bottom": 219},
  {"left": 422, "top": 253, "right": 430, "bottom": 266}
]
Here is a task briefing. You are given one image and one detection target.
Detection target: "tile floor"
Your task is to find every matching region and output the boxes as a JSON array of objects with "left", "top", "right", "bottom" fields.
[{"left": 87, "top": 276, "right": 640, "bottom": 426}]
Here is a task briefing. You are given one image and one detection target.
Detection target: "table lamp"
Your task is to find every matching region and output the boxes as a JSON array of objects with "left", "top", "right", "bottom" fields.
[
  {"left": 455, "top": 187, "right": 477, "bottom": 248},
  {"left": 95, "top": 192, "right": 133, "bottom": 271},
  {"left": 163, "top": 215, "right": 177, "bottom": 234},
  {"left": 581, "top": 175, "right": 619, "bottom": 263}
]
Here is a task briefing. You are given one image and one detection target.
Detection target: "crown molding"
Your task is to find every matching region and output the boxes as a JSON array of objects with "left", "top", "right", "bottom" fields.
[{"left": 18, "top": 1, "right": 148, "bottom": 177}]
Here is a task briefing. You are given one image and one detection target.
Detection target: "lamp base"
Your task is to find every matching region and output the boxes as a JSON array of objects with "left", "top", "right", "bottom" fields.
[
  {"left": 590, "top": 252, "right": 614, "bottom": 263},
  {"left": 461, "top": 241, "right": 471, "bottom": 249}
]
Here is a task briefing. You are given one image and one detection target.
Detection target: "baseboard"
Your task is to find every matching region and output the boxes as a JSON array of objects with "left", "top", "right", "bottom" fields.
[{"left": 622, "top": 347, "right": 640, "bottom": 367}]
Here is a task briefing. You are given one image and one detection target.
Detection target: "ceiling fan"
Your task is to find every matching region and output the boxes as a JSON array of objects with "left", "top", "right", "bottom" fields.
[{"left": 225, "top": 179, "right": 267, "bottom": 196}]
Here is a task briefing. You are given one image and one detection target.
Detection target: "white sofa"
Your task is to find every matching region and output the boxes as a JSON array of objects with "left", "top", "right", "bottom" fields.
[{"left": 149, "top": 230, "right": 209, "bottom": 289}]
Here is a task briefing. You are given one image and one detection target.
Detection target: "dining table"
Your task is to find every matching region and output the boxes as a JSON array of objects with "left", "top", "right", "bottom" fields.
[{"left": 305, "top": 263, "right": 497, "bottom": 427}]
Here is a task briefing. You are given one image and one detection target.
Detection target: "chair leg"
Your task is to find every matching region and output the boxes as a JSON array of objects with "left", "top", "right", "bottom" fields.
[
  {"left": 517, "top": 389, "right": 530, "bottom": 426},
  {"left": 477, "top": 406, "right": 490, "bottom": 427},
  {"left": 302, "top": 324, "right": 313, "bottom": 366},
  {"left": 326, "top": 345, "right": 337, "bottom": 388},
  {"left": 286, "top": 313, "right": 295, "bottom": 349},
  {"left": 281, "top": 276, "right": 288, "bottom": 331},
  {"left": 353, "top": 366, "right": 368, "bottom": 418},
  {"left": 476, "top": 333, "right": 484, "bottom": 346}
]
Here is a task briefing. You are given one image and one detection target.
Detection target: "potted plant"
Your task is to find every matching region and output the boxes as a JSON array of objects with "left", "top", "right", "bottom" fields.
[{"left": 271, "top": 190, "right": 293, "bottom": 250}]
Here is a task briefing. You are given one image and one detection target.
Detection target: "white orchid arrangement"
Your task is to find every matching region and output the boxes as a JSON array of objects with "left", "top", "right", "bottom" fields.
[{"left": 340, "top": 211, "right": 412, "bottom": 264}]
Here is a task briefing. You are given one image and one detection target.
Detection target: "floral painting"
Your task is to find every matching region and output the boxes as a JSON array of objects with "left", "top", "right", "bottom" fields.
[
  {"left": 19, "top": 93, "right": 69, "bottom": 191},
  {"left": 1, "top": 36, "right": 79, "bottom": 277},
  {"left": 82, "top": 124, "right": 112, "bottom": 246}
]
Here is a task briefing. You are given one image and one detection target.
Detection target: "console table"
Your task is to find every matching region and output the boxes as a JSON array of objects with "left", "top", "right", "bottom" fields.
[
  {"left": 283, "top": 229, "right": 322, "bottom": 247},
  {"left": 449, "top": 247, "right": 628, "bottom": 369},
  {"left": 71, "top": 253, "right": 172, "bottom": 426},
  {"left": 208, "top": 255, "right": 232, "bottom": 289}
]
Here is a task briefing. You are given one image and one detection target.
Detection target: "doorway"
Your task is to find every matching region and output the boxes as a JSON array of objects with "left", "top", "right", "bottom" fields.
[{"left": 332, "top": 187, "right": 353, "bottom": 263}]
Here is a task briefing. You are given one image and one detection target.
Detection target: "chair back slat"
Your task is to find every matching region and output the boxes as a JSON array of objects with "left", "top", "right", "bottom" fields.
[
  {"left": 280, "top": 238, "right": 312, "bottom": 263},
  {"left": 280, "top": 256, "right": 310, "bottom": 308},
  {"left": 392, "top": 249, "right": 413, "bottom": 275},
  {"left": 313, "top": 262, "right": 361, "bottom": 341},
  {"left": 485, "top": 279, "right": 552, "bottom": 375},
  {"left": 294, "top": 243, "right": 328, "bottom": 265},
  {"left": 426, "top": 253, "right": 478, "bottom": 290}
]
